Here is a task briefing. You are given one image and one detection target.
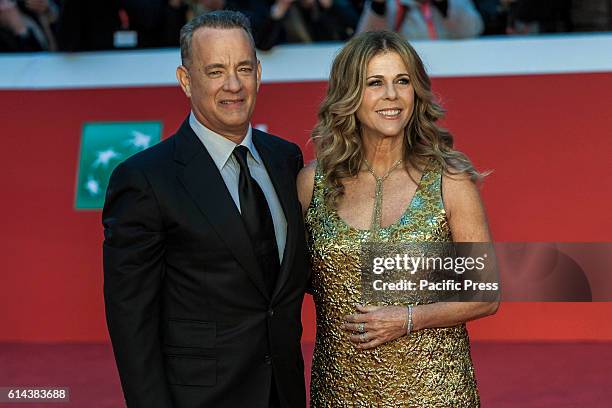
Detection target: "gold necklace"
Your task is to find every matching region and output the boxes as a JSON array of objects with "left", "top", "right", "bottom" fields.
[{"left": 363, "top": 158, "right": 403, "bottom": 233}]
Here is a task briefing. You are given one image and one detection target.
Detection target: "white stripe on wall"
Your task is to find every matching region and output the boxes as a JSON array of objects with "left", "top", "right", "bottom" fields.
[{"left": 1, "top": 33, "right": 611, "bottom": 90}]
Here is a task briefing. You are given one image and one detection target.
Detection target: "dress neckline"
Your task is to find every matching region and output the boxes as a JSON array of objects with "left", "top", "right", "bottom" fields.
[{"left": 328, "top": 164, "right": 430, "bottom": 233}]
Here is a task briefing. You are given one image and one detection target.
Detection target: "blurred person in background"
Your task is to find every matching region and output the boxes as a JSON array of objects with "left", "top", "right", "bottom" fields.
[
  {"left": 57, "top": 0, "right": 120, "bottom": 51},
  {"left": 476, "top": 0, "right": 585, "bottom": 37},
  {"left": 473, "top": 0, "right": 508, "bottom": 34},
  {"left": 351, "top": 0, "right": 365, "bottom": 14},
  {"left": 119, "top": 0, "right": 188, "bottom": 47},
  {"left": 245, "top": 0, "right": 361, "bottom": 50},
  {"left": 58, "top": 0, "right": 188, "bottom": 50},
  {"left": 503, "top": 0, "right": 571, "bottom": 34},
  {"left": 187, "top": 0, "right": 361, "bottom": 50},
  {"left": 188, "top": 0, "right": 226, "bottom": 17},
  {"left": 0, "top": 0, "right": 58, "bottom": 51},
  {"left": 571, "top": 0, "right": 612, "bottom": 32},
  {"left": 19, "top": 0, "right": 58, "bottom": 49},
  {"left": 357, "top": 0, "right": 483, "bottom": 39}
]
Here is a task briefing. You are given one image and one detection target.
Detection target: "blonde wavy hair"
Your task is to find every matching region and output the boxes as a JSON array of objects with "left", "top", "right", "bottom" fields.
[{"left": 312, "top": 30, "right": 485, "bottom": 205}]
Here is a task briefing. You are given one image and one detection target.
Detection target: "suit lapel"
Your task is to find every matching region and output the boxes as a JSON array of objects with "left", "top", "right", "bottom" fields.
[
  {"left": 173, "top": 119, "right": 270, "bottom": 301},
  {"left": 253, "top": 130, "right": 299, "bottom": 300}
]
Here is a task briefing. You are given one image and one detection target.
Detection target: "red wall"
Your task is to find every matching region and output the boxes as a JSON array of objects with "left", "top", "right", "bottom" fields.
[{"left": 1, "top": 72, "right": 611, "bottom": 342}]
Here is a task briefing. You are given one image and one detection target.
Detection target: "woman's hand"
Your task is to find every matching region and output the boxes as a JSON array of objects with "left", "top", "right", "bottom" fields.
[{"left": 342, "top": 305, "right": 407, "bottom": 350}]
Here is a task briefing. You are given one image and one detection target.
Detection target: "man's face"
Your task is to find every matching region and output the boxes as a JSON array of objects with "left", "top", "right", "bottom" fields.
[{"left": 176, "top": 27, "right": 261, "bottom": 140}]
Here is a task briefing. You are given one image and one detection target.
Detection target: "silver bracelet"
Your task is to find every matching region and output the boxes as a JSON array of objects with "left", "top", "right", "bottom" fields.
[{"left": 406, "top": 305, "right": 414, "bottom": 336}]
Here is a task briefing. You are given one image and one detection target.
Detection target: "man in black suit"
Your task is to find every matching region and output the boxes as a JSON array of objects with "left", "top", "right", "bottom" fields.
[{"left": 103, "top": 10, "right": 308, "bottom": 408}]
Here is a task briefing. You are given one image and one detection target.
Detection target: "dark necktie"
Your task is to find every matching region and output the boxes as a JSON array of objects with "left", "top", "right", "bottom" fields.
[{"left": 233, "top": 145, "right": 280, "bottom": 295}]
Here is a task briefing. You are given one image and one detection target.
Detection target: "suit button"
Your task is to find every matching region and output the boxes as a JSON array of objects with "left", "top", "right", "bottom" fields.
[
  {"left": 267, "top": 309, "right": 274, "bottom": 317},
  {"left": 264, "top": 355, "right": 272, "bottom": 365}
]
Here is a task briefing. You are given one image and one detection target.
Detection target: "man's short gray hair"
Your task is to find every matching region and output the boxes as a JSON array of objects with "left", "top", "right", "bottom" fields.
[{"left": 180, "top": 10, "right": 256, "bottom": 68}]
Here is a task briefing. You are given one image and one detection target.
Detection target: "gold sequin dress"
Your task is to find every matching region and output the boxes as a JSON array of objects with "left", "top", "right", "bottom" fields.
[{"left": 305, "top": 162, "right": 480, "bottom": 407}]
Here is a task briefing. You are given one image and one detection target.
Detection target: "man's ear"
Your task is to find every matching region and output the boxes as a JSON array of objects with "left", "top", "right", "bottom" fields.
[
  {"left": 176, "top": 65, "right": 191, "bottom": 98},
  {"left": 256, "top": 60, "right": 262, "bottom": 92}
]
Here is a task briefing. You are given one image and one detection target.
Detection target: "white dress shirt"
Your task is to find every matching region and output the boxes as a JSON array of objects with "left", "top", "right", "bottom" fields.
[{"left": 189, "top": 112, "right": 287, "bottom": 261}]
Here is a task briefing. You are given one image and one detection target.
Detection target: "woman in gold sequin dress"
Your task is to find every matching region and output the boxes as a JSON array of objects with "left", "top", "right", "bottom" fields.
[{"left": 296, "top": 31, "right": 499, "bottom": 407}]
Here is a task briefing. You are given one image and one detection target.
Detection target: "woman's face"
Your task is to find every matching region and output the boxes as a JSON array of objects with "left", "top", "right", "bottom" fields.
[{"left": 356, "top": 52, "right": 415, "bottom": 141}]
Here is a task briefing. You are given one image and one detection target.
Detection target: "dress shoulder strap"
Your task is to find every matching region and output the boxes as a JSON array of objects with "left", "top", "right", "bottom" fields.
[
  {"left": 417, "top": 158, "right": 445, "bottom": 209},
  {"left": 310, "top": 162, "right": 328, "bottom": 210}
]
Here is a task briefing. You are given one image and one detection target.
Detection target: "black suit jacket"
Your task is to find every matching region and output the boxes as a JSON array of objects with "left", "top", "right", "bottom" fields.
[{"left": 103, "top": 118, "right": 309, "bottom": 408}]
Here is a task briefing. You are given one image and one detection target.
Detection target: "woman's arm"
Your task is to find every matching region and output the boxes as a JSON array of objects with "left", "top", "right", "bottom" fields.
[
  {"left": 297, "top": 162, "right": 316, "bottom": 294},
  {"left": 411, "top": 172, "right": 498, "bottom": 331},
  {"left": 297, "top": 162, "right": 316, "bottom": 216},
  {"left": 343, "top": 172, "right": 499, "bottom": 349}
]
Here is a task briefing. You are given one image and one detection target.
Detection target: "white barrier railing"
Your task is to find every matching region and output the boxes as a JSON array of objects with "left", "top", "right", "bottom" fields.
[{"left": 1, "top": 33, "right": 612, "bottom": 89}]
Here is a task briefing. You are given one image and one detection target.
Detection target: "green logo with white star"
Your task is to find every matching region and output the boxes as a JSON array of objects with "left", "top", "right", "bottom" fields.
[{"left": 75, "top": 121, "right": 162, "bottom": 209}]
